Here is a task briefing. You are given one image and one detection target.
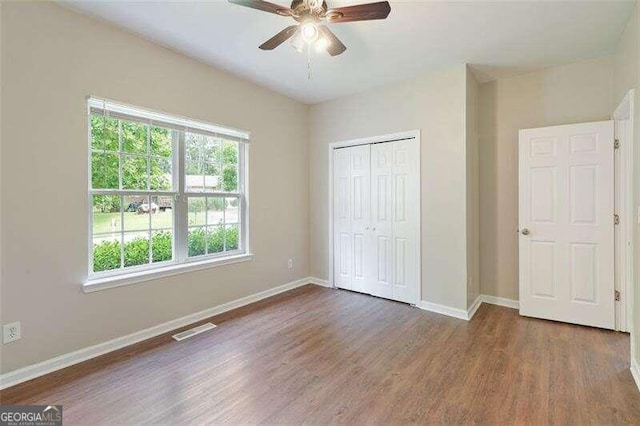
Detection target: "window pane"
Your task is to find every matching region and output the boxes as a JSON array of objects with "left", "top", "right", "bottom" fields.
[
  {"left": 203, "top": 137, "right": 222, "bottom": 163},
  {"left": 91, "top": 116, "right": 119, "bottom": 152},
  {"left": 123, "top": 195, "right": 150, "bottom": 231},
  {"left": 150, "top": 199, "right": 172, "bottom": 263},
  {"left": 225, "top": 224, "right": 239, "bottom": 251},
  {"left": 123, "top": 232, "right": 150, "bottom": 267},
  {"left": 207, "top": 226, "right": 224, "bottom": 254},
  {"left": 185, "top": 163, "right": 203, "bottom": 192},
  {"left": 222, "top": 164, "right": 238, "bottom": 192},
  {"left": 225, "top": 197, "right": 239, "bottom": 224},
  {"left": 151, "top": 230, "right": 172, "bottom": 263},
  {"left": 91, "top": 153, "right": 119, "bottom": 189},
  {"left": 204, "top": 163, "right": 222, "bottom": 192},
  {"left": 92, "top": 195, "right": 121, "bottom": 235},
  {"left": 207, "top": 197, "right": 224, "bottom": 226},
  {"left": 188, "top": 198, "right": 206, "bottom": 226},
  {"left": 151, "top": 196, "right": 173, "bottom": 229},
  {"left": 93, "top": 236, "right": 121, "bottom": 272},
  {"left": 188, "top": 227, "right": 206, "bottom": 257},
  {"left": 121, "top": 121, "right": 148, "bottom": 154},
  {"left": 222, "top": 140, "right": 238, "bottom": 165},
  {"left": 122, "top": 155, "right": 149, "bottom": 190},
  {"left": 185, "top": 133, "right": 202, "bottom": 163},
  {"left": 150, "top": 157, "right": 172, "bottom": 190},
  {"left": 150, "top": 126, "right": 172, "bottom": 157},
  {"left": 185, "top": 160, "right": 202, "bottom": 176}
]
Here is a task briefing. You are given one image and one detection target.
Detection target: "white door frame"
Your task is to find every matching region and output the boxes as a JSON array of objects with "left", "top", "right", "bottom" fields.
[
  {"left": 327, "top": 129, "right": 422, "bottom": 305},
  {"left": 612, "top": 89, "right": 635, "bottom": 333}
]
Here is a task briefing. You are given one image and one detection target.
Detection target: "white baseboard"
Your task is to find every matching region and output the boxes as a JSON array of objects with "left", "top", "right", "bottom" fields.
[
  {"left": 0, "top": 276, "right": 319, "bottom": 390},
  {"left": 309, "top": 276, "right": 332, "bottom": 287},
  {"left": 418, "top": 300, "right": 470, "bottom": 320},
  {"left": 418, "top": 294, "right": 518, "bottom": 321},
  {"left": 419, "top": 295, "right": 482, "bottom": 321},
  {"left": 631, "top": 357, "right": 640, "bottom": 394},
  {"left": 480, "top": 294, "right": 520, "bottom": 310},
  {"left": 467, "top": 295, "right": 482, "bottom": 320}
]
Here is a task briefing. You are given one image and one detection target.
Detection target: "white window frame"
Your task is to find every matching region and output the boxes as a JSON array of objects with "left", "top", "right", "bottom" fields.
[{"left": 85, "top": 97, "right": 251, "bottom": 291}]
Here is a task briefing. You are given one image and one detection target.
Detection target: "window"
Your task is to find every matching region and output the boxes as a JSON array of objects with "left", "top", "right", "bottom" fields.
[{"left": 88, "top": 98, "right": 249, "bottom": 279}]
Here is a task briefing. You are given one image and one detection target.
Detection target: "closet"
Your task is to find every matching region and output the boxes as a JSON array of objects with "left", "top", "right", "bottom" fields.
[{"left": 332, "top": 136, "right": 419, "bottom": 304}]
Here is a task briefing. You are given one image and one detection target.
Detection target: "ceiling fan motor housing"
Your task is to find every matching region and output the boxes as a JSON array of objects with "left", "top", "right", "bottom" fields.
[{"left": 290, "top": 0, "right": 328, "bottom": 21}]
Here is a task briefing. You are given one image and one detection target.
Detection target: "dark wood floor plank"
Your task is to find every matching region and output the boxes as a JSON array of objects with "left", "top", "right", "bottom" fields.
[{"left": 1, "top": 285, "right": 639, "bottom": 424}]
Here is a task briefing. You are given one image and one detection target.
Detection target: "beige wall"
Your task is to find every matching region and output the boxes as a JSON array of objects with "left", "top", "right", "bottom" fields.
[
  {"left": 466, "top": 67, "right": 480, "bottom": 308},
  {"left": 614, "top": 5, "right": 637, "bottom": 107},
  {"left": 310, "top": 66, "right": 469, "bottom": 310},
  {"left": 478, "top": 56, "right": 614, "bottom": 301},
  {"left": 613, "top": 1, "right": 640, "bottom": 368},
  {"left": 0, "top": 2, "right": 310, "bottom": 373}
]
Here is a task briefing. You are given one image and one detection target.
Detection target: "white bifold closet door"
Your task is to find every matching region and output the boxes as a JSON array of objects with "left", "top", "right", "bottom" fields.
[{"left": 333, "top": 139, "right": 418, "bottom": 304}]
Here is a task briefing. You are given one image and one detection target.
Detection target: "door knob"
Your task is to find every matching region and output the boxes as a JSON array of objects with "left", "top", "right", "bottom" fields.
[
  {"left": 372, "top": 226, "right": 376, "bottom": 231},
  {"left": 521, "top": 228, "right": 530, "bottom": 236}
]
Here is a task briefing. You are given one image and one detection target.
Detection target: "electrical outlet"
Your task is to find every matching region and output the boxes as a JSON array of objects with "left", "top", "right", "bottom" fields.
[
  {"left": 287, "top": 258, "right": 293, "bottom": 269},
  {"left": 3, "top": 322, "right": 21, "bottom": 344}
]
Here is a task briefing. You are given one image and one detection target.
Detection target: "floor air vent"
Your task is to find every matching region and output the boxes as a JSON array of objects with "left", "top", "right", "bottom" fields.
[{"left": 172, "top": 322, "right": 217, "bottom": 341}]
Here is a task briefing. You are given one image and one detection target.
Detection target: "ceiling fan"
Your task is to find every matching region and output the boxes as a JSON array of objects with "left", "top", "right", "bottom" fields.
[{"left": 228, "top": 0, "right": 391, "bottom": 56}]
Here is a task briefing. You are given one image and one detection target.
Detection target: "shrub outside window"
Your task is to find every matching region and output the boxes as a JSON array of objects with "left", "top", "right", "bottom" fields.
[{"left": 88, "top": 98, "right": 249, "bottom": 278}]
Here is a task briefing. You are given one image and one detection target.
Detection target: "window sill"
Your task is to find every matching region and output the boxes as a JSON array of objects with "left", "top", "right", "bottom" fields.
[{"left": 83, "top": 253, "right": 254, "bottom": 293}]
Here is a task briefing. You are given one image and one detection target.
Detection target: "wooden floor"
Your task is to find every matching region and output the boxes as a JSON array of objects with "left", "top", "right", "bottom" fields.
[{"left": 2, "top": 284, "right": 639, "bottom": 424}]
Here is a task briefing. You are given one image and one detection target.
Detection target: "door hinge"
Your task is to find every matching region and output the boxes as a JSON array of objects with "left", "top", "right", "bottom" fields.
[
  {"left": 614, "top": 139, "right": 620, "bottom": 149},
  {"left": 615, "top": 290, "right": 620, "bottom": 301},
  {"left": 614, "top": 214, "right": 620, "bottom": 225}
]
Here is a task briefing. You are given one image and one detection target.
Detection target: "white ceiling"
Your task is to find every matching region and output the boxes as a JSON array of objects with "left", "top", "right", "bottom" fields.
[{"left": 63, "top": 0, "right": 634, "bottom": 104}]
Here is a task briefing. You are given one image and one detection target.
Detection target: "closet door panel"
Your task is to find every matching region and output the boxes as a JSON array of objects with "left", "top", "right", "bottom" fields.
[
  {"left": 371, "top": 143, "right": 393, "bottom": 299},
  {"left": 333, "top": 148, "right": 352, "bottom": 290},
  {"left": 349, "top": 144, "right": 372, "bottom": 294},
  {"left": 392, "top": 140, "right": 418, "bottom": 303}
]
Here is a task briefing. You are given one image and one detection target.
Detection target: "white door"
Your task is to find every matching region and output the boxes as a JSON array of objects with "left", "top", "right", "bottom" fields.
[
  {"left": 333, "top": 145, "right": 371, "bottom": 294},
  {"left": 371, "top": 142, "right": 394, "bottom": 299},
  {"left": 519, "top": 121, "right": 615, "bottom": 329},
  {"left": 333, "top": 147, "right": 352, "bottom": 290},
  {"left": 350, "top": 145, "right": 372, "bottom": 294},
  {"left": 333, "top": 138, "right": 419, "bottom": 305},
  {"left": 389, "top": 139, "right": 418, "bottom": 304}
]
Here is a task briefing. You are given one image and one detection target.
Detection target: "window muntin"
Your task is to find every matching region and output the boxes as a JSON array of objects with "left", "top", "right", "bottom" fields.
[{"left": 89, "top": 99, "right": 248, "bottom": 277}]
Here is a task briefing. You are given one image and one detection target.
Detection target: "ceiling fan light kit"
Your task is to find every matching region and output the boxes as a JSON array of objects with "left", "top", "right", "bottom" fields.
[{"left": 228, "top": 0, "right": 391, "bottom": 57}]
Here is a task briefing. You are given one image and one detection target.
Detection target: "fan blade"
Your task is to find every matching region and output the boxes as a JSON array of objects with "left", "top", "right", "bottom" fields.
[
  {"left": 228, "top": 0, "right": 294, "bottom": 16},
  {"left": 259, "top": 25, "right": 299, "bottom": 50},
  {"left": 325, "top": 1, "right": 390, "bottom": 23},
  {"left": 318, "top": 25, "right": 346, "bottom": 56}
]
